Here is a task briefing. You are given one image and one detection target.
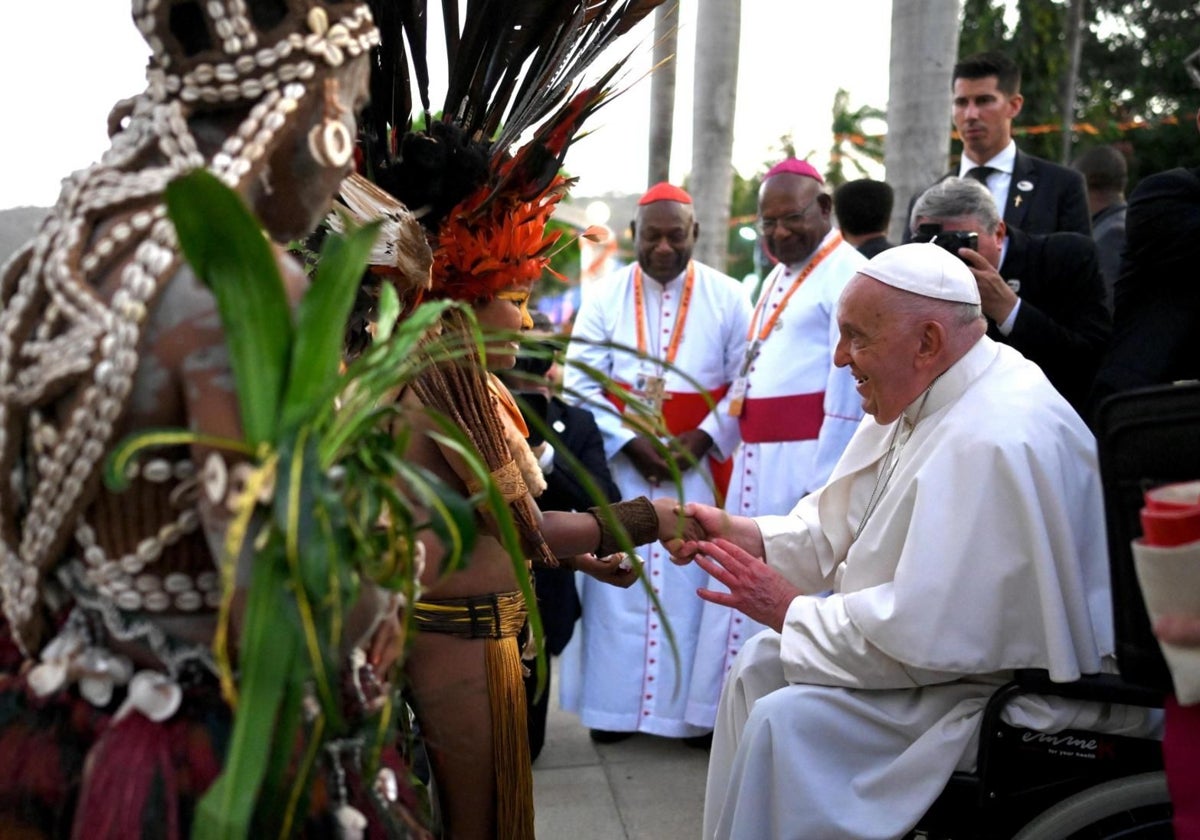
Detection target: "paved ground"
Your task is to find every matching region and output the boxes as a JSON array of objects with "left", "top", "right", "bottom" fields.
[{"left": 533, "top": 662, "right": 709, "bottom": 840}]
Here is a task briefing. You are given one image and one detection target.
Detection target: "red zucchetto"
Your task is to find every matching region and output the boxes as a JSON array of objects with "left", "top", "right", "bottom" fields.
[{"left": 638, "top": 182, "right": 693, "bottom": 205}]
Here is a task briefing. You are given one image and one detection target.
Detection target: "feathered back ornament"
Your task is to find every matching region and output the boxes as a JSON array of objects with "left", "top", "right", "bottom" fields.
[{"left": 329, "top": 172, "right": 433, "bottom": 286}]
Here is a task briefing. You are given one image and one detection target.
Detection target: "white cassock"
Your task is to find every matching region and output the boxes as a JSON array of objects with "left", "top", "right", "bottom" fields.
[
  {"left": 688, "top": 231, "right": 867, "bottom": 729},
  {"left": 704, "top": 338, "right": 1160, "bottom": 840},
  {"left": 559, "top": 260, "right": 751, "bottom": 736}
]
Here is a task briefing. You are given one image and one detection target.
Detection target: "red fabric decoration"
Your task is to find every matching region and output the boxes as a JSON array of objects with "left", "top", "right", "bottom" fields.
[
  {"left": 72, "top": 712, "right": 180, "bottom": 839},
  {"left": 764, "top": 158, "right": 824, "bottom": 184},
  {"left": 638, "top": 182, "right": 692, "bottom": 205}
]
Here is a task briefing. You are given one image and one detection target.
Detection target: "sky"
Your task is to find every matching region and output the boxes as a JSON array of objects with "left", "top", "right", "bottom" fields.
[{"left": 0, "top": 1, "right": 892, "bottom": 209}]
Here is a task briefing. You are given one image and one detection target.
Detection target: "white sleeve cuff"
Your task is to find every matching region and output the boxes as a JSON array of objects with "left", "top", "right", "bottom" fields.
[
  {"left": 537, "top": 442, "right": 556, "bottom": 474},
  {"left": 997, "top": 297, "right": 1021, "bottom": 335}
]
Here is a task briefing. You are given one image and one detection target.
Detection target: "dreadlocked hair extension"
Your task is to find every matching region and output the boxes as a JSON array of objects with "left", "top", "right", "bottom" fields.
[{"left": 408, "top": 309, "right": 555, "bottom": 568}]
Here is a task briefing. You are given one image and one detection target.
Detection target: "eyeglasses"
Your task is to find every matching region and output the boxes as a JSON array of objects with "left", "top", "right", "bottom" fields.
[{"left": 756, "top": 195, "right": 821, "bottom": 234}]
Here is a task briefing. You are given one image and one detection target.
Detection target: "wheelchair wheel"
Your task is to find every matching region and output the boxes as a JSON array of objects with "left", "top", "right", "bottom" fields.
[{"left": 1011, "top": 771, "right": 1172, "bottom": 840}]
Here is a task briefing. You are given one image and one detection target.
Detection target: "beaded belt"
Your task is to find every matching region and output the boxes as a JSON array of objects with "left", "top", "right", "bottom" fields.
[{"left": 412, "top": 591, "right": 526, "bottom": 640}]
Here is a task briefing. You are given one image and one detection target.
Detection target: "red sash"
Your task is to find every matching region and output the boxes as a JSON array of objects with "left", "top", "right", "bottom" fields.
[
  {"left": 738, "top": 392, "right": 825, "bottom": 444},
  {"left": 607, "top": 382, "right": 733, "bottom": 502}
]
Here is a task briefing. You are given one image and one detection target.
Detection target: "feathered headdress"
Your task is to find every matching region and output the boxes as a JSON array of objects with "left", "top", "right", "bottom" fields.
[
  {"left": 359, "top": 0, "right": 664, "bottom": 301},
  {"left": 341, "top": 1, "right": 665, "bottom": 574}
]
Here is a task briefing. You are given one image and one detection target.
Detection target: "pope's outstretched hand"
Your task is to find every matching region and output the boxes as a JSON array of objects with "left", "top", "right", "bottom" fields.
[{"left": 692, "top": 539, "right": 801, "bottom": 632}]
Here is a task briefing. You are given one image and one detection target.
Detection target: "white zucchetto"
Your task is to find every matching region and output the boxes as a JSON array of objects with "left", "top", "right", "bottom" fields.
[{"left": 858, "top": 243, "right": 981, "bottom": 305}]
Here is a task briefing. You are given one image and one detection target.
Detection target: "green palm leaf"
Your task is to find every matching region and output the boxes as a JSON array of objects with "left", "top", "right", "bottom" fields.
[
  {"left": 193, "top": 550, "right": 300, "bottom": 840},
  {"left": 165, "top": 170, "right": 293, "bottom": 447},
  {"left": 280, "top": 220, "right": 382, "bottom": 434}
]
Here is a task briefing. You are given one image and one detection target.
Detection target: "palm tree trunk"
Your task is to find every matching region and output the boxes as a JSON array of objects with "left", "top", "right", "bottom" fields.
[
  {"left": 648, "top": 3, "right": 679, "bottom": 186},
  {"left": 884, "top": 0, "right": 962, "bottom": 241},
  {"left": 1060, "top": 0, "right": 1086, "bottom": 164},
  {"left": 690, "top": 0, "right": 741, "bottom": 272}
]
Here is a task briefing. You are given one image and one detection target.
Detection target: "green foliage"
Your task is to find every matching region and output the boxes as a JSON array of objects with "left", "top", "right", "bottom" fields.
[
  {"left": 164, "top": 171, "right": 293, "bottom": 448},
  {"left": 113, "top": 170, "right": 506, "bottom": 838},
  {"left": 725, "top": 170, "right": 761, "bottom": 284},
  {"left": 1009, "top": 0, "right": 1072, "bottom": 161},
  {"left": 959, "top": 0, "right": 1007, "bottom": 53},
  {"left": 1079, "top": 0, "right": 1199, "bottom": 183},
  {"left": 281, "top": 223, "right": 382, "bottom": 434},
  {"left": 827, "top": 89, "right": 887, "bottom": 187},
  {"left": 194, "top": 555, "right": 299, "bottom": 838}
]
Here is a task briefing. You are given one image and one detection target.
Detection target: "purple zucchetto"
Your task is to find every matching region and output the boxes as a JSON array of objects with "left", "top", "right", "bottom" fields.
[{"left": 764, "top": 158, "right": 824, "bottom": 184}]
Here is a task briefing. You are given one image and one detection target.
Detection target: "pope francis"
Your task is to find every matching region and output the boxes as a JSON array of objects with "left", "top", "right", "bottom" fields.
[{"left": 670, "top": 244, "right": 1158, "bottom": 839}]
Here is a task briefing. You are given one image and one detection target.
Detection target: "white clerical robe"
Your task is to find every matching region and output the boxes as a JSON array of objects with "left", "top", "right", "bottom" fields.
[
  {"left": 559, "top": 261, "right": 751, "bottom": 736},
  {"left": 704, "top": 338, "right": 1159, "bottom": 839},
  {"left": 687, "top": 231, "right": 866, "bottom": 729}
]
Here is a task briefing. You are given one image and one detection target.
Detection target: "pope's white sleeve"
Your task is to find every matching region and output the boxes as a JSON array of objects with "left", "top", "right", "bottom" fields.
[
  {"left": 757, "top": 489, "right": 841, "bottom": 589},
  {"left": 563, "top": 287, "right": 636, "bottom": 460},
  {"left": 699, "top": 283, "right": 752, "bottom": 460},
  {"left": 778, "top": 591, "right": 965, "bottom": 689}
]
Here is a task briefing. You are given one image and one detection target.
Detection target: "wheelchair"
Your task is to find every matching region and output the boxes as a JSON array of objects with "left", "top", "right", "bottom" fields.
[
  {"left": 909, "top": 382, "right": 1200, "bottom": 839},
  {"left": 909, "top": 670, "right": 1170, "bottom": 839}
]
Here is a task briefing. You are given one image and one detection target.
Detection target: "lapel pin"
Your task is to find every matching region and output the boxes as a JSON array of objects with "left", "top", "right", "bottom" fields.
[{"left": 1016, "top": 180, "right": 1034, "bottom": 191}]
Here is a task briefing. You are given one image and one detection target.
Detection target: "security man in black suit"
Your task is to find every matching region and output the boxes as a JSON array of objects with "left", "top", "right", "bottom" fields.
[
  {"left": 904, "top": 51, "right": 1091, "bottom": 242},
  {"left": 911, "top": 177, "right": 1110, "bottom": 417}
]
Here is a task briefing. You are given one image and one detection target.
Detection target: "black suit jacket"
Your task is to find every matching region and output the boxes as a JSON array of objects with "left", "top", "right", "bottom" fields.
[
  {"left": 527, "top": 396, "right": 619, "bottom": 655},
  {"left": 904, "top": 148, "right": 1091, "bottom": 241},
  {"left": 1091, "top": 166, "right": 1200, "bottom": 416},
  {"left": 856, "top": 235, "right": 894, "bottom": 259},
  {"left": 1002, "top": 150, "right": 1091, "bottom": 236},
  {"left": 994, "top": 227, "right": 1111, "bottom": 415}
]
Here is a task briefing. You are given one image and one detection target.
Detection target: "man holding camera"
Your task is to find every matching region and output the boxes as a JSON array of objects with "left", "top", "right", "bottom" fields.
[
  {"left": 911, "top": 177, "right": 1110, "bottom": 416},
  {"left": 561, "top": 183, "right": 751, "bottom": 744}
]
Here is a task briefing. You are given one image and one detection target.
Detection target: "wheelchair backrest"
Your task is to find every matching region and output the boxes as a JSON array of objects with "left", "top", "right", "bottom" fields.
[{"left": 1095, "top": 380, "right": 1200, "bottom": 692}]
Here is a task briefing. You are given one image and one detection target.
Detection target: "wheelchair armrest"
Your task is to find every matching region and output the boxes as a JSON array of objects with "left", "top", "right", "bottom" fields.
[
  {"left": 975, "top": 670, "right": 1164, "bottom": 793},
  {"left": 1011, "top": 669, "right": 1166, "bottom": 709}
]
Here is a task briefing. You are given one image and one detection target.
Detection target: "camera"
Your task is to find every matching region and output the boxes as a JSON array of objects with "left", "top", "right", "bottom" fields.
[{"left": 916, "top": 223, "right": 978, "bottom": 263}]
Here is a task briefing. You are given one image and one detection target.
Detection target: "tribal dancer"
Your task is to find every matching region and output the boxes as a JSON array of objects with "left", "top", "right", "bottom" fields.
[
  {"left": 345, "top": 3, "right": 687, "bottom": 836},
  {"left": 0, "top": 1, "right": 385, "bottom": 836}
]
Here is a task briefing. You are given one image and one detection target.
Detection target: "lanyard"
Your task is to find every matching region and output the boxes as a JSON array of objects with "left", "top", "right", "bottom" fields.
[
  {"left": 745, "top": 232, "right": 843, "bottom": 346},
  {"left": 729, "top": 233, "right": 843, "bottom": 417},
  {"left": 633, "top": 261, "right": 696, "bottom": 366}
]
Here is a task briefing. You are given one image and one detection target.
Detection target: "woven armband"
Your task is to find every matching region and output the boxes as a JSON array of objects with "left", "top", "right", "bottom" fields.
[
  {"left": 466, "top": 459, "right": 529, "bottom": 504},
  {"left": 588, "top": 496, "right": 658, "bottom": 557}
]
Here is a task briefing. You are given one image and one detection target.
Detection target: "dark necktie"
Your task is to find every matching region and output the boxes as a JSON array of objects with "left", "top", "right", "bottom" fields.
[{"left": 965, "top": 165, "right": 995, "bottom": 185}]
